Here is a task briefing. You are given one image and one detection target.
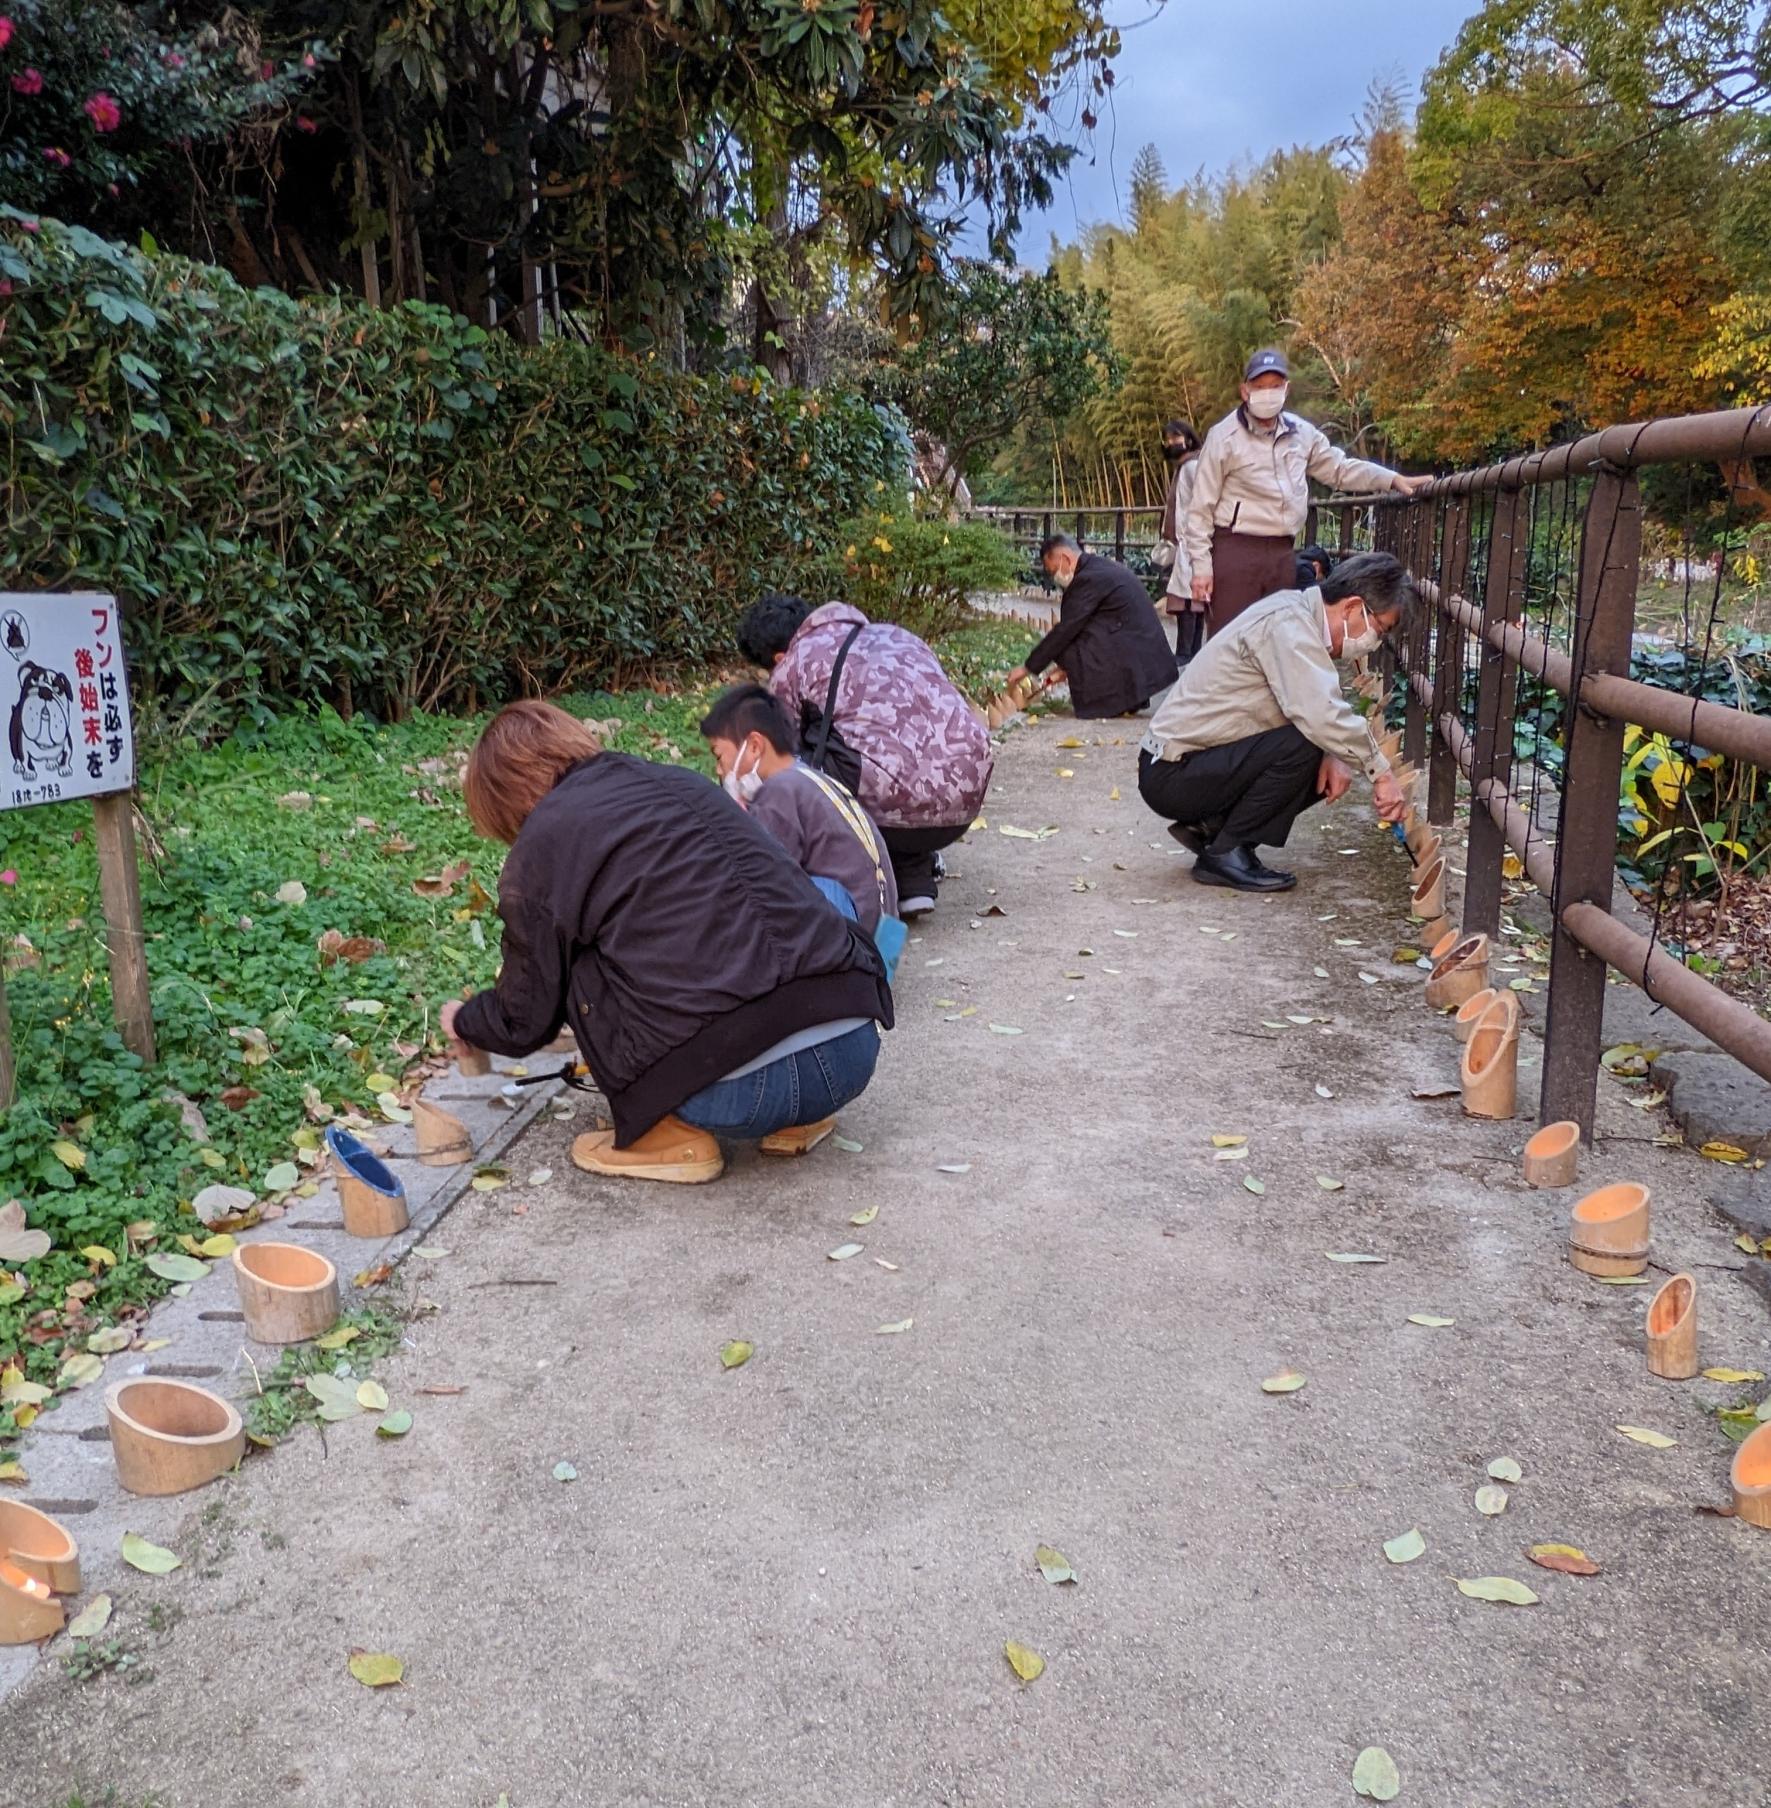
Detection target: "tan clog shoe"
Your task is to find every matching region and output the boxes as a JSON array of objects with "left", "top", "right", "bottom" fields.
[
  {"left": 759, "top": 1116, "right": 837, "bottom": 1158},
  {"left": 571, "top": 1116, "right": 723, "bottom": 1184}
]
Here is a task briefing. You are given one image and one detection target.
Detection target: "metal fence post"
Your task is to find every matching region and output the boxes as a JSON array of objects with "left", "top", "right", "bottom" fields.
[
  {"left": 1401, "top": 503, "right": 1432, "bottom": 768},
  {"left": 1305, "top": 503, "right": 1319, "bottom": 546},
  {"left": 1114, "top": 510, "right": 1126, "bottom": 562},
  {"left": 1428, "top": 496, "right": 1470, "bottom": 826},
  {"left": 1540, "top": 469, "right": 1643, "bottom": 1136},
  {"left": 1337, "top": 506, "right": 1354, "bottom": 556},
  {"left": 1463, "top": 485, "right": 1528, "bottom": 938}
]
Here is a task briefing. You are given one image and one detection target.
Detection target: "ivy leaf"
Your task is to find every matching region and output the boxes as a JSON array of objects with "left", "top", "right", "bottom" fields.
[{"left": 1352, "top": 1746, "right": 1401, "bottom": 1801}]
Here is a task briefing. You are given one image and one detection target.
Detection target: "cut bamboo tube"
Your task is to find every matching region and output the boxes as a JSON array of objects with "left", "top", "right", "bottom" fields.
[
  {"left": 413, "top": 1098, "right": 473, "bottom": 1168},
  {"left": 1731, "top": 1421, "right": 1771, "bottom": 1529},
  {"left": 1424, "top": 933, "right": 1491, "bottom": 1010},
  {"left": 1568, "top": 1182, "right": 1650, "bottom": 1278},
  {"left": 1523, "top": 1121, "right": 1581, "bottom": 1188},
  {"left": 1429, "top": 928, "right": 1460, "bottom": 963},
  {"left": 1416, "top": 914, "right": 1451, "bottom": 951},
  {"left": 1410, "top": 838, "right": 1443, "bottom": 883},
  {"left": 105, "top": 1379, "right": 245, "bottom": 1497},
  {"left": 1645, "top": 1271, "right": 1699, "bottom": 1379},
  {"left": 456, "top": 1047, "right": 492, "bottom": 1078},
  {"left": 0, "top": 1558, "right": 63, "bottom": 1645},
  {"left": 1411, "top": 856, "right": 1447, "bottom": 922},
  {"left": 231, "top": 1242, "right": 339, "bottom": 1345},
  {"left": 1454, "top": 987, "right": 1500, "bottom": 1045},
  {"left": 985, "top": 673, "right": 1039, "bottom": 730},
  {"left": 327, "top": 1127, "right": 410, "bottom": 1238},
  {"left": 1461, "top": 992, "right": 1520, "bottom": 1120},
  {"left": 0, "top": 1500, "right": 80, "bottom": 1594}
]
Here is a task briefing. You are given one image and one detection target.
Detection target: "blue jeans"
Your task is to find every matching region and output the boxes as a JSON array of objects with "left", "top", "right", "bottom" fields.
[{"left": 676, "top": 1021, "right": 880, "bottom": 1139}]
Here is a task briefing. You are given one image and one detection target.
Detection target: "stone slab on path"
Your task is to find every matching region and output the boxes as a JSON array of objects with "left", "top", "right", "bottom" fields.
[{"left": 6, "top": 719, "right": 1770, "bottom": 1808}]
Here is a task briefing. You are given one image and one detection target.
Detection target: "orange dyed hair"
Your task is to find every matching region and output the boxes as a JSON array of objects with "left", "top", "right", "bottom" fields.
[{"left": 464, "top": 700, "right": 602, "bottom": 843}]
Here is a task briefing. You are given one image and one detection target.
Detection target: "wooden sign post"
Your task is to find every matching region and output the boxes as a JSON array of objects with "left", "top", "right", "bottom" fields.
[{"left": 1, "top": 594, "right": 154, "bottom": 1096}]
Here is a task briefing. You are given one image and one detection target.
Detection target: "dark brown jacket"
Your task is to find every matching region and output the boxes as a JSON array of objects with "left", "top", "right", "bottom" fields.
[{"left": 455, "top": 754, "right": 892, "bottom": 1143}]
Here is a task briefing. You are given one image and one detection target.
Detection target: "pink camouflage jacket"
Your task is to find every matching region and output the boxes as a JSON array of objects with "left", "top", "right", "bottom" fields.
[{"left": 768, "top": 602, "right": 994, "bottom": 831}]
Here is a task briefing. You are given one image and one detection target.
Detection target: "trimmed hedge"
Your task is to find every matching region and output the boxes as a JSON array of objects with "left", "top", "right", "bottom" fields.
[{"left": 0, "top": 210, "right": 900, "bottom": 730}]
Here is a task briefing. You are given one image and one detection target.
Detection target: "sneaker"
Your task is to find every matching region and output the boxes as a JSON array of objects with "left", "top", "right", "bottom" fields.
[
  {"left": 570, "top": 1115, "right": 724, "bottom": 1184},
  {"left": 759, "top": 1115, "right": 837, "bottom": 1157},
  {"left": 900, "top": 894, "right": 937, "bottom": 917},
  {"left": 932, "top": 851, "right": 948, "bottom": 880}
]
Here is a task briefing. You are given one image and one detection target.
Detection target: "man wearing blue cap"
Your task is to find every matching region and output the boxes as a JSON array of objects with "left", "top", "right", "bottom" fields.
[{"left": 1184, "top": 348, "right": 1429, "bottom": 632}]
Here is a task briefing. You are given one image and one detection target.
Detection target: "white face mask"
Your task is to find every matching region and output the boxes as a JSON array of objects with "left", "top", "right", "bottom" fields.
[
  {"left": 1052, "top": 564, "right": 1074, "bottom": 590},
  {"left": 1336, "top": 605, "right": 1384, "bottom": 661},
  {"left": 1246, "top": 384, "right": 1288, "bottom": 422},
  {"left": 722, "top": 741, "right": 765, "bottom": 806}
]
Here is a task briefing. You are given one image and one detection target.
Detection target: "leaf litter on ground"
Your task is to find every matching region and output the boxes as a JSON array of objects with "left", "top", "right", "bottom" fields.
[
  {"left": 1034, "top": 1545, "right": 1077, "bottom": 1585},
  {"left": 1352, "top": 1747, "right": 1401, "bottom": 1802},
  {"left": 1382, "top": 1528, "right": 1425, "bottom": 1564}
]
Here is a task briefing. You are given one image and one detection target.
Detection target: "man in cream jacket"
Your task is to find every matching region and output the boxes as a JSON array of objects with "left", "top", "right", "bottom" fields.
[
  {"left": 1139, "top": 551, "right": 1413, "bottom": 892},
  {"left": 1185, "top": 348, "right": 1430, "bottom": 631}
]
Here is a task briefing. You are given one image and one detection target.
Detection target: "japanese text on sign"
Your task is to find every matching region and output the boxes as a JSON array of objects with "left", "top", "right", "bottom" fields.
[{"left": 2, "top": 593, "right": 136, "bottom": 811}]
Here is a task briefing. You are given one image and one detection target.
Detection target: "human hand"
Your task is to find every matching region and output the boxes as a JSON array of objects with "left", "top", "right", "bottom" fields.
[
  {"left": 1394, "top": 473, "right": 1433, "bottom": 498},
  {"left": 1004, "top": 665, "right": 1029, "bottom": 691},
  {"left": 439, "top": 998, "right": 469, "bottom": 1056},
  {"left": 1372, "top": 771, "right": 1408, "bottom": 823},
  {"left": 1317, "top": 754, "right": 1353, "bottom": 804},
  {"left": 1191, "top": 573, "right": 1213, "bottom": 603}
]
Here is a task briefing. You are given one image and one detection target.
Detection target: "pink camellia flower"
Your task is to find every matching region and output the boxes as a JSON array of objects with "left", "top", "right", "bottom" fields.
[
  {"left": 83, "top": 91, "right": 121, "bottom": 133},
  {"left": 42, "top": 146, "right": 70, "bottom": 168},
  {"left": 259, "top": 58, "right": 273, "bottom": 79},
  {"left": 302, "top": 51, "right": 315, "bottom": 67},
  {"left": 162, "top": 49, "right": 185, "bottom": 68},
  {"left": 0, "top": 17, "right": 13, "bottom": 51},
  {"left": 11, "top": 66, "right": 42, "bottom": 95},
  {"left": 105, "top": 181, "right": 119, "bottom": 198},
  {"left": 0, "top": 871, "right": 18, "bottom": 886},
  {"left": 294, "top": 114, "right": 316, "bottom": 134}
]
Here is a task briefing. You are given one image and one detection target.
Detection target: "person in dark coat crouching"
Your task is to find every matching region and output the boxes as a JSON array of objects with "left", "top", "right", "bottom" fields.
[
  {"left": 1005, "top": 534, "right": 1178, "bottom": 719},
  {"left": 442, "top": 701, "right": 893, "bottom": 1185}
]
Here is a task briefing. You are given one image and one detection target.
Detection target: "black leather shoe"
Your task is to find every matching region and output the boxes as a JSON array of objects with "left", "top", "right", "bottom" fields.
[
  {"left": 1166, "top": 820, "right": 1208, "bottom": 854},
  {"left": 1241, "top": 847, "right": 1296, "bottom": 885},
  {"left": 1191, "top": 845, "right": 1296, "bottom": 892}
]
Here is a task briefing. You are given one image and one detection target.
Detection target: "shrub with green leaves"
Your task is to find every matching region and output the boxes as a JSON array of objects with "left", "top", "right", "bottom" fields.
[
  {"left": 816, "top": 510, "right": 1021, "bottom": 643},
  {"left": 0, "top": 210, "right": 900, "bottom": 736}
]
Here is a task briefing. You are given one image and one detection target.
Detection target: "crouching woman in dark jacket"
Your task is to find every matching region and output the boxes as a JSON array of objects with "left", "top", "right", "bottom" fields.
[{"left": 441, "top": 701, "right": 893, "bottom": 1185}]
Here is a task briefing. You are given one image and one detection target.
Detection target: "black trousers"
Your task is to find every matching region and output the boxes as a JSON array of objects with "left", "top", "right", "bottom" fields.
[
  {"left": 1171, "top": 609, "right": 1206, "bottom": 670},
  {"left": 1138, "top": 725, "right": 1324, "bottom": 853},
  {"left": 879, "top": 821, "right": 971, "bottom": 901}
]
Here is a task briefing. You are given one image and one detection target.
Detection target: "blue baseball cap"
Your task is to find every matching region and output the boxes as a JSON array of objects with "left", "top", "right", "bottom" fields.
[{"left": 1243, "top": 347, "right": 1290, "bottom": 382}]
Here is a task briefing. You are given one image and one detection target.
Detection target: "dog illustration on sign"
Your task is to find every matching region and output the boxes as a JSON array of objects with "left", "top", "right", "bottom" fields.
[{"left": 9, "top": 661, "right": 75, "bottom": 779}]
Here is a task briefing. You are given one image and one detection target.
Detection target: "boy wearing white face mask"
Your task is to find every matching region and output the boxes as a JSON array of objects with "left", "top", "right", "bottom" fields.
[
  {"left": 1184, "top": 348, "right": 1430, "bottom": 634},
  {"left": 1138, "top": 552, "right": 1414, "bottom": 893},
  {"left": 701, "top": 684, "right": 901, "bottom": 939}
]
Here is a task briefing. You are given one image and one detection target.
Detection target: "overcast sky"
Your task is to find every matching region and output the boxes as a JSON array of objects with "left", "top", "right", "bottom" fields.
[{"left": 998, "top": 0, "right": 1479, "bottom": 260}]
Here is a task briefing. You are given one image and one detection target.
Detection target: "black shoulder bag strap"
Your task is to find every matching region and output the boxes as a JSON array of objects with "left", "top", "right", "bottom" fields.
[{"left": 811, "top": 623, "right": 864, "bottom": 772}]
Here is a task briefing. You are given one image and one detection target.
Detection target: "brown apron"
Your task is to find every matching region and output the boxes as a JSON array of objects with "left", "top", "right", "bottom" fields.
[{"left": 1208, "top": 530, "right": 1296, "bottom": 633}]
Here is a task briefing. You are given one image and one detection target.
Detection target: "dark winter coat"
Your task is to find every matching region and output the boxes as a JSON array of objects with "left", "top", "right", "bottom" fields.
[
  {"left": 454, "top": 754, "right": 893, "bottom": 1144},
  {"left": 1026, "top": 552, "right": 1178, "bottom": 718}
]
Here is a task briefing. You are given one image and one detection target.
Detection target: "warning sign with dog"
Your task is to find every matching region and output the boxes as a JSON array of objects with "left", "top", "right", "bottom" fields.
[{"left": 2, "top": 593, "right": 135, "bottom": 810}]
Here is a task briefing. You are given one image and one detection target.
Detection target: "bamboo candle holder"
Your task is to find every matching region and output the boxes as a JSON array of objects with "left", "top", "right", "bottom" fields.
[
  {"left": 1568, "top": 1182, "right": 1650, "bottom": 1278},
  {"left": 456, "top": 1047, "right": 492, "bottom": 1078},
  {"left": 1460, "top": 992, "right": 1520, "bottom": 1120},
  {"left": 232, "top": 1242, "right": 339, "bottom": 1345},
  {"left": 413, "top": 1098, "right": 473, "bottom": 1168},
  {"left": 1731, "top": 1421, "right": 1771, "bottom": 1529},
  {"left": 1645, "top": 1272, "right": 1699, "bottom": 1379},
  {"left": 1428, "top": 927, "right": 1461, "bottom": 963},
  {"left": 105, "top": 1379, "right": 245, "bottom": 1497},
  {"left": 0, "top": 1558, "right": 64, "bottom": 1645},
  {"left": 1411, "top": 856, "right": 1447, "bottom": 922},
  {"left": 326, "top": 1127, "right": 410, "bottom": 1238},
  {"left": 1523, "top": 1121, "right": 1581, "bottom": 1188},
  {"left": 0, "top": 1500, "right": 81, "bottom": 1595},
  {"left": 1425, "top": 933, "right": 1491, "bottom": 1010},
  {"left": 1454, "top": 987, "right": 1500, "bottom": 1045}
]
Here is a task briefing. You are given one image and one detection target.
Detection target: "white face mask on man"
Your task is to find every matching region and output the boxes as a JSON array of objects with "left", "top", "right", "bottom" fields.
[
  {"left": 1245, "top": 384, "right": 1288, "bottom": 422},
  {"left": 722, "top": 740, "right": 766, "bottom": 806},
  {"left": 1334, "top": 604, "right": 1385, "bottom": 661}
]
